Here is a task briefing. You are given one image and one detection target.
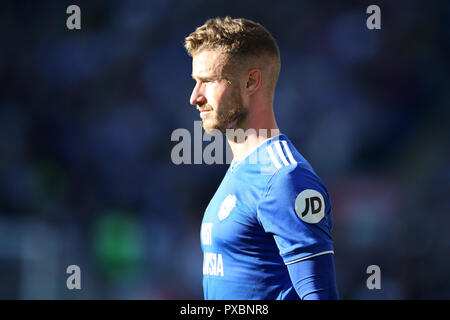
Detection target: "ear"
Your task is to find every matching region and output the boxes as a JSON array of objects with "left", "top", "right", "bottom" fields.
[{"left": 245, "top": 69, "right": 262, "bottom": 95}]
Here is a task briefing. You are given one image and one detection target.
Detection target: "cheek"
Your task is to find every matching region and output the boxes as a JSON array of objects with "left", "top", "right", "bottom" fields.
[{"left": 206, "top": 86, "right": 226, "bottom": 106}]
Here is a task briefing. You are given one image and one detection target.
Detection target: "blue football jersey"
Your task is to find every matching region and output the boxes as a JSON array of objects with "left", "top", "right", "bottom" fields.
[{"left": 200, "top": 134, "right": 335, "bottom": 300}]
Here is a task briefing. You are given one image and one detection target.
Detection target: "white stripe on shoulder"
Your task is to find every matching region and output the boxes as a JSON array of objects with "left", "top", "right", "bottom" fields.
[
  {"left": 266, "top": 145, "right": 282, "bottom": 169},
  {"left": 285, "top": 251, "right": 334, "bottom": 265},
  {"left": 274, "top": 141, "right": 290, "bottom": 166},
  {"left": 281, "top": 140, "right": 297, "bottom": 165}
]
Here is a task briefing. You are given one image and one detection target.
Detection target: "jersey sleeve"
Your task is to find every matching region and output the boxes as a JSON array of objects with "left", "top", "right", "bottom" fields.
[
  {"left": 256, "top": 166, "right": 334, "bottom": 265},
  {"left": 287, "top": 253, "right": 339, "bottom": 300}
]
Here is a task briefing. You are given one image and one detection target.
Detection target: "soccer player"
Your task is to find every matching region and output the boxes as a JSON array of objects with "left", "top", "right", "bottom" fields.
[{"left": 185, "top": 17, "right": 339, "bottom": 300}]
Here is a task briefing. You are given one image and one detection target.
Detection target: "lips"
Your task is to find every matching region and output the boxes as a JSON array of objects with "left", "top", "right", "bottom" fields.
[
  {"left": 200, "top": 110, "right": 211, "bottom": 118},
  {"left": 198, "top": 106, "right": 212, "bottom": 118}
]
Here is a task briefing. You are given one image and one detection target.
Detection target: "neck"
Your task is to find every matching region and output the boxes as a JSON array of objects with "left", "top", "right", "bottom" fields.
[{"left": 226, "top": 107, "right": 279, "bottom": 162}]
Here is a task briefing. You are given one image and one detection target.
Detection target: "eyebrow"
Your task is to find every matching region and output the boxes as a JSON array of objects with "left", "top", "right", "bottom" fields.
[{"left": 191, "top": 74, "right": 218, "bottom": 81}]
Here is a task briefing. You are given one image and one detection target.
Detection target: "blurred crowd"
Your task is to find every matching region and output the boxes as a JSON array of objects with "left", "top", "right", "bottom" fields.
[{"left": 0, "top": 1, "right": 449, "bottom": 299}]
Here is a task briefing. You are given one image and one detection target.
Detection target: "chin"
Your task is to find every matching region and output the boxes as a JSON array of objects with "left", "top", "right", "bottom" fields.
[
  {"left": 203, "top": 127, "right": 222, "bottom": 135},
  {"left": 202, "top": 121, "right": 216, "bottom": 134},
  {"left": 203, "top": 122, "right": 225, "bottom": 135}
]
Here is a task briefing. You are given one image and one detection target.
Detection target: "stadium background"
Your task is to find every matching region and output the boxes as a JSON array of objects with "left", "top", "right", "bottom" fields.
[{"left": 0, "top": 0, "right": 449, "bottom": 299}]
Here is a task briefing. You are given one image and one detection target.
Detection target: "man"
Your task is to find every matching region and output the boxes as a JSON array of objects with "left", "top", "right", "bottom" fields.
[{"left": 185, "top": 16, "right": 339, "bottom": 300}]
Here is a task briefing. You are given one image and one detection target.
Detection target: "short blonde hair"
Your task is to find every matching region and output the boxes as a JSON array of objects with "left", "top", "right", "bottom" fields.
[
  {"left": 184, "top": 16, "right": 279, "bottom": 59},
  {"left": 185, "top": 17, "right": 280, "bottom": 93}
]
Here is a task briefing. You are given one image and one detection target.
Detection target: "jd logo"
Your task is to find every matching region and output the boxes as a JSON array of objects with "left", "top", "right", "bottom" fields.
[
  {"left": 300, "top": 196, "right": 322, "bottom": 217},
  {"left": 295, "top": 189, "right": 325, "bottom": 224}
]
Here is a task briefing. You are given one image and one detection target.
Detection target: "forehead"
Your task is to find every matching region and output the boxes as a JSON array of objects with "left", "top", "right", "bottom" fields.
[{"left": 191, "top": 50, "right": 228, "bottom": 78}]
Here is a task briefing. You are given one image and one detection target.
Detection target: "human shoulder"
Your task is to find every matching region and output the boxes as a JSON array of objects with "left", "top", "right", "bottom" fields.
[{"left": 263, "top": 163, "right": 328, "bottom": 199}]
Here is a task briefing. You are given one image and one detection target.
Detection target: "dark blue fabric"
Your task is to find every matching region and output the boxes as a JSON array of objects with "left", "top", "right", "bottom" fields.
[{"left": 286, "top": 253, "right": 339, "bottom": 300}]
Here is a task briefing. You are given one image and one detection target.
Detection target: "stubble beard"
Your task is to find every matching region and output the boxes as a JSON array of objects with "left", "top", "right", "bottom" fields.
[{"left": 203, "top": 90, "right": 247, "bottom": 135}]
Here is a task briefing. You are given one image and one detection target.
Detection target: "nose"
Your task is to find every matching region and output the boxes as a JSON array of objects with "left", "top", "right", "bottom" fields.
[{"left": 190, "top": 82, "right": 207, "bottom": 106}]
